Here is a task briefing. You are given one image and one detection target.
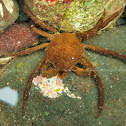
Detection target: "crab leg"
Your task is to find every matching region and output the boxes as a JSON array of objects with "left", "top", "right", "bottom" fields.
[
  {"left": 75, "top": 7, "right": 123, "bottom": 39},
  {"left": 72, "top": 54, "right": 104, "bottom": 119},
  {"left": 82, "top": 54, "right": 104, "bottom": 119},
  {"left": 102, "top": 7, "right": 123, "bottom": 28},
  {"left": 8, "top": 43, "right": 48, "bottom": 56},
  {"left": 75, "top": 11, "right": 105, "bottom": 39},
  {"left": 31, "top": 25, "right": 55, "bottom": 41},
  {"left": 24, "top": 4, "right": 58, "bottom": 34},
  {"left": 23, "top": 56, "right": 46, "bottom": 115},
  {"left": 84, "top": 44, "right": 126, "bottom": 61},
  {"left": 71, "top": 58, "right": 92, "bottom": 77},
  {"left": 41, "top": 63, "right": 68, "bottom": 78},
  {"left": 42, "top": 69, "right": 58, "bottom": 78},
  {"left": 41, "top": 62, "right": 58, "bottom": 78}
]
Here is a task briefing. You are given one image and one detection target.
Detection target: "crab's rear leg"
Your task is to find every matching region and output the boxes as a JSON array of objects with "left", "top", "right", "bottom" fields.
[
  {"left": 31, "top": 24, "right": 55, "bottom": 41},
  {"left": 84, "top": 44, "right": 126, "bottom": 61},
  {"left": 75, "top": 7, "right": 123, "bottom": 39},
  {"left": 8, "top": 43, "right": 48, "bottom": 57},
  {"left": 72, "top": 54, "right": 104, "bottom": 119},
  {"left": 75, "top": 11, "right": 105, "bottom": 39},
  {"left": 101, "top": 7, "right": 123, "bottom": 28},
  {"left": 24, "top": 4, "right": 58, "bottom": 34}
]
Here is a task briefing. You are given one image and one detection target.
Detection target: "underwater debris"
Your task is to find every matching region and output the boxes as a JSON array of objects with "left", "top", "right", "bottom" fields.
[
  {"left": 0, "top": 56, "right": 13, "bottom": 65},
  {"left": 33, "top": 75, "right": 81, "bottom": 99},
  {"left": 0, "top": 86, "right": 18, "bottom": 107}
]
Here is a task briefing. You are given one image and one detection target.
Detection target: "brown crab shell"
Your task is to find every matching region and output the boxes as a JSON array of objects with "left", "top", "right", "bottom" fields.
[{"left": 46, "top": 33, "right": 84, "bottom": 71}]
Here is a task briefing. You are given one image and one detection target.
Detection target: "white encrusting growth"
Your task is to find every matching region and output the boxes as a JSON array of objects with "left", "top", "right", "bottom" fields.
[
  {"left": 0, "top": 3, "right": 3, "bottom": 17},
  {"left": 33, "top": 75, "right": 81, "bottom": 99},
  {"left": 2, "top": 0, "right": 14, "bottom": 13}
]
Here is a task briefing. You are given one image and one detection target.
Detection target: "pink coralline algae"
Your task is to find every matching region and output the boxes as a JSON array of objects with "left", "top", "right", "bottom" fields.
[
  {"left": 33, "top": 75, "right": 64, "bottom": 98},
  {"left": 0, "top": 24, "right": 38, "bottom": 56},
  {"left": 33, "top": 75, "right": 81, "bottom": 99}
]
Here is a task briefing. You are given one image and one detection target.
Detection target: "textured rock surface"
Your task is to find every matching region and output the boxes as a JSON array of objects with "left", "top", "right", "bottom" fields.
[
  {"left": 0, "top": 24, "right": 38, "bottom": 56},
  {"left": 0, "top": 0, "right": 19, "bottom": 32},
  {"left": 24, "top": 0, "right": 126, "bottom": 32},
  {"left": 0, "top": 25, "right": 126, "bottom": 125}
]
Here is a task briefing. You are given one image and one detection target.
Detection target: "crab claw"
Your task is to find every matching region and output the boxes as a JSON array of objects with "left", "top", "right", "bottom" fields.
[{"left": 72, "top": 66, "right": 92, "bottom": 77}]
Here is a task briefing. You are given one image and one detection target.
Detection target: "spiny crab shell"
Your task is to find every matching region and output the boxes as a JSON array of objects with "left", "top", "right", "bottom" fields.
[{"left": 24, "top": 0, "right": 126, "bottom": 32}]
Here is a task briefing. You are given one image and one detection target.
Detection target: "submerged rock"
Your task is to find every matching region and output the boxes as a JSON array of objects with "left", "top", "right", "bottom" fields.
[
  {"left": 0, "top": 0, "right": 19, "bottom": 32},
  {"left": 0, "top": 24, "right": 38, "bottom": 56},
  {"left": 24, "top": 0, "right": 126, "bottom": 32}
]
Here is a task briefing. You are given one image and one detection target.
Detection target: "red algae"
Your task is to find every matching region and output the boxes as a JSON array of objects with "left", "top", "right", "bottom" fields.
[{"left": 0, "top": 24, "right": 38, "bottom": 56}]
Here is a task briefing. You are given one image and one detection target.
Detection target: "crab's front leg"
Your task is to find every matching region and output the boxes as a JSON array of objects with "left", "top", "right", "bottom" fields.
[
  {"left": 71, "top": 57, "right": 93, "bottom": 77},
  {"left": 41, "top": 63, "right": 68, "bottom": 79},
  {"left": 72, "top": 54, "right": 103, "bottom": 119},
  {"left": 23, "top": 56, "right": 46, "bottom": 115},
  {"left": 41, "top": 62, "right": 58, "bottom": 78}
]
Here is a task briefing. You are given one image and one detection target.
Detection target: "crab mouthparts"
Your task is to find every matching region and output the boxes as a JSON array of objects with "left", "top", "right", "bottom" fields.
[{"left": 58, "top": 70, "right": 68, "bottom": 79}]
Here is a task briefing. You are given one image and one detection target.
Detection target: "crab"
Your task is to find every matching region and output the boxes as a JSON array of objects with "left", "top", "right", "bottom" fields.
[{"left": 9, "top": 5, "right": 126, "bottom": 119}]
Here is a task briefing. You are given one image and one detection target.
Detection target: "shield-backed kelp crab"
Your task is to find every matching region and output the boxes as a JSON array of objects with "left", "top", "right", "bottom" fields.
[{"left": 9, "top": 4, "right": 126, "bottom": 119}]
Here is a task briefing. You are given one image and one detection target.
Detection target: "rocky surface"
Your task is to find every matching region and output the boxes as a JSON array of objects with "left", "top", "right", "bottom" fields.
[
  {"left": 0, "top": 25, "right": 126, "bottom": 126},
  {"left": 24, "top": 0, "right": 125, "bottom": 32}
]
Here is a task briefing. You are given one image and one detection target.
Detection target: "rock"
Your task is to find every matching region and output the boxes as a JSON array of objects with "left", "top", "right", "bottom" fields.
[
  {"left": 24, "top": 0, "right": 126, "bottom": 32},
  {"left": 16, "top": 0, "right": 30, "bottom": 22},
  {"left": 0, "top": 0, "right": 19, "bottom": 32},
  {"left": 0, "top": 23, "right": 38, "bottom": 56},
  {"left": 24, "top": 0, "right": 105, "bottom": 32}
]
